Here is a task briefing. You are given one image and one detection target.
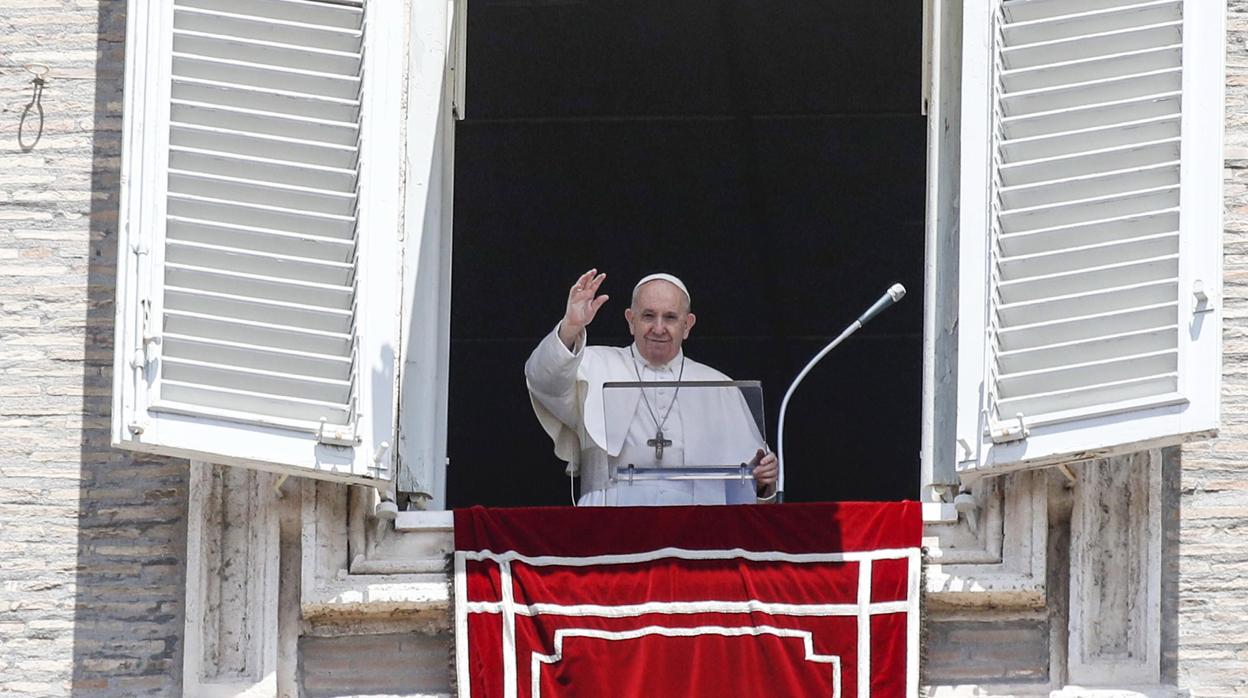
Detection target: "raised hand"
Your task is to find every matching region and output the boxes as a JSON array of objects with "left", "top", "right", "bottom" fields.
[{"left": 558, "top": 269, "right": 609, "bottom": 348}]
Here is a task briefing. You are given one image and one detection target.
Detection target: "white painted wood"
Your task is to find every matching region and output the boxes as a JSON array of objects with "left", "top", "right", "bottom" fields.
[
  {"left": 450, "top": 0, "right": 468, "bottom": 119},
  {"left": 920, "top": 0, "right": 963, "bottom": 495},
  {"left": 953, "top": 0, "right": 1224, "bottom": 481},
  {"left": 397, "top": 0, "right": 459, "bottom": 507},
  {"left": 954, "top": 0, "right": 996, "bottom": 476},
  {"left": 183, "top": 461, "right": 280, "bottom": 696},
  {"left": 1067, "top": 451, "right": 1163, "bottom": 686},
  {"left": 112, "top": 0, "right": 407, "bottom": 485}
]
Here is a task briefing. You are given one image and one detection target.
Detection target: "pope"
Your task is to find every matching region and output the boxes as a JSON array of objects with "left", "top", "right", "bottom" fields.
[{"left": 525, "top": 268, "right": 780, "bottom": 505}]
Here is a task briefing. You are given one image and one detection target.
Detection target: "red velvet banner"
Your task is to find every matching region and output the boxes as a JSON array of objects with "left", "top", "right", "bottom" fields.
[{"left": 454, "top": 502, "right": 921, "bottom": 698}]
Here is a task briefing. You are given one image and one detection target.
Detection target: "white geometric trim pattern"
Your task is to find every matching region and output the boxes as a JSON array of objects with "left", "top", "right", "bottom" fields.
[
  {"left": 454, "top": 546, "right": 921, "bottom": 698},
  {"left": 530, "top": 626, "right": 843, "bottom": 698}
]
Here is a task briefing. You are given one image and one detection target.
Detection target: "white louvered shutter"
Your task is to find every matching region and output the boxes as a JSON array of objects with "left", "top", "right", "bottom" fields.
[
  {"left": 955, "top": 0, "right": 1223, "bottom": 481},
  {"left": 113, "top": 0, "right": 406, "bottom": 484}
]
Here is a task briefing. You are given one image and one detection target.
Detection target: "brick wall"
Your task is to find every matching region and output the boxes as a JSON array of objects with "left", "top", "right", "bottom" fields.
[
  {"left": 0, "top": 1, "right": 188, "bottom": 695},
  {"left": 300, "top": 633, "right": 452, "bottom": 697},
  {"left": 1175, "top": 2, "right": 1248, "bottom": 694}
]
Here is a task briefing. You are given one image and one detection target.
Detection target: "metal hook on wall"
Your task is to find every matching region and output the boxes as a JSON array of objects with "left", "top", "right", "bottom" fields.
[{"left": 19, "top": 64, "right": 49, "bottom": 152}]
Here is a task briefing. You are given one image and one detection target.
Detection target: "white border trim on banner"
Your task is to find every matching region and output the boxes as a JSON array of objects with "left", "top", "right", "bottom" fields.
[
  {"left": 454, "top": 546, "right": 921, "bottom": 697},
  {"left": 530, "top": 625, "right": 843, "bottom": 698}
]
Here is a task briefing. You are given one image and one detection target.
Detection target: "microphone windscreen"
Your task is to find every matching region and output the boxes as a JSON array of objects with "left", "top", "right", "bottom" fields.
[{"left": 857, "top": 283, "right": 907, "bottom": 326}]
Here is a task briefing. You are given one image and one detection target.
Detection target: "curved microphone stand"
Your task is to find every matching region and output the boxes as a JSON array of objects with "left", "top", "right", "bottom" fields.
[{"left": 774, "top": 283, "right": 906, "bottom": 503}]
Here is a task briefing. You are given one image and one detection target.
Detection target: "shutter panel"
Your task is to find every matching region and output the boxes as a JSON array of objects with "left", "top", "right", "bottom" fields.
[
  {"left": 955, "top": 0, "right": 1223, "bottom": 480},
  {"left": 113, "top": 0, "right": 405, "bottom": 484}
]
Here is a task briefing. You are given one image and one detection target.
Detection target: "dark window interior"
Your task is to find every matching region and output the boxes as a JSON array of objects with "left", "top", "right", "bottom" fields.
[{"left": 447, "top": 0, "right": 926, "bottom": 506}]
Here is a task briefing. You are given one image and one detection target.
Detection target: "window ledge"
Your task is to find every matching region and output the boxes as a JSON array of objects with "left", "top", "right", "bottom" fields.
[
  {"left": 923, "top": 470, "right": 1047, "bottom": 607},
  {"left": 927, "top": 686, "right": 1188, "bottom": 698},
  {"left": 301, "top": 481, "right": 451, "bottom": 624},
  {"left": 395, "top": 509, "right": 454, "bottom": 531}
]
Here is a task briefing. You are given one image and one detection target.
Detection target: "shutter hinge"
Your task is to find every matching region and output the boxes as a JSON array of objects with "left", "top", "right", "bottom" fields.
[
  {"left": 988, "top": 413, "right": 1029, "bottom": 444},
  {"left": 956, "top": 437, "right": 974, "bottom": 463},
  {"left": 317, "top": 417, "right": 361, "bottom": 447},
  {"left": 129, "top": 242, "right": 161, "bottom": 364},
  {"left": 138, "top": 298, "right": 161, "bottom": 364},
  {"left": 1193, "top": 280, "right": 1215, "bottom": 315},
  {"left": 370, "top": 441, "right": 391, "bottom": 477}
]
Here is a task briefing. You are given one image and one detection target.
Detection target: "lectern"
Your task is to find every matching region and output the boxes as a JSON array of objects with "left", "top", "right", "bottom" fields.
[{"left": 598, "top": 380, "right": 767, "bottom": 505}]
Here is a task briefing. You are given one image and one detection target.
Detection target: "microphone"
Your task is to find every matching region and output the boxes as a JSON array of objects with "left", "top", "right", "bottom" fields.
[
  {"left": 773, "top": 283, "right": 907, "bottom": 503},
  {"left": 857, "top": 283, "right": 907, "bottom": 325}
]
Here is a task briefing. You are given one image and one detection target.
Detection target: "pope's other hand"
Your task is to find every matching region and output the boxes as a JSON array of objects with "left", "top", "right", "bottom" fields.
[{"left": 752, "top": 448, "right": 778, "bottom": 489}]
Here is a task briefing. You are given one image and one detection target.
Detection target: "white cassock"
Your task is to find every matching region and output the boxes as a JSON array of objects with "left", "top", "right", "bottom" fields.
[{"left": 525, "top": 325, "right": 766, "bottom": 506}]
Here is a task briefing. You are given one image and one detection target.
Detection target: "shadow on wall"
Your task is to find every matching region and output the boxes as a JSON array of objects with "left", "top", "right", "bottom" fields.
[
  {"left": 1159, "top": 446, "right": 1180, "bottom": 685},
  {"left": 71, "top": 2, "right": 190, "bottom": 695}
]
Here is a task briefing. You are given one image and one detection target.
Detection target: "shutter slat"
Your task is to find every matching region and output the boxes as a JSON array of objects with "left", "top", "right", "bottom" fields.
[
  {"left": 168, "top": 171, "right": 356, "bottom": 216},
  {"left": 1001, "top": 115, "right": 1180, "bottom": 162},
  {"left": 1002, "top": 1, "right": 1181, "bottom": 46},
  {"left": 172, "top": 54, "right": 361, "bottom": 100},
  {"left": 1001, "top": 68, "right": 1181, "bottom": 117},
  {"left": 163, "top": 356, "right": 350, "bottom": 404},
  {"left": 165, "top": 263, "right": 353, "bottom": 309},
  {"left": 170, "top": 124, "right": 357, "bottom": 169},
  {"left": 166, "top": 239, "right": 354, "bottom": 285},
  {"left": 167, "top": 194, "right": 355, "bottom": 239},
  {"left": 999, "top": 185, "right": 1179, "bottom": 233},
  {"left": 173, "top": 29, "right": 362, "bottom": 75},
  {"left": 170, "top": 147, "right": 357, "bottom": 194},
  {"left": 164, "top": 310, "right": 351, "bottom": 356},
  {"left": 997, "top": 302, "right": 1176, "bottom": 352},
  {"left": 995, "top": 373, "right": 1178, "bottom": 418},
  {"left": 1001, "top": 92, "right": 1180, "bottom": 140},
  {"left": 1004, "top": 0, "right": 1172, "bottom": 24},
  {"left": 171, "top": 102, "right": 358, "bottom": 146},
  {"left": 165, "top": 286, "right": 351, "bottom": 333},
  {"left": 174, "top": 6, "right": 363, "bottom": 53},
  {"left": 1002, "top": 21, "right": 1182, "bottom": 69},
  {"left": 1001, "top": 45, "right": 1181, "bottom": 92},
  {"left": 163, "top": 334, "right": 350, "bottom": 380},
  {"left": 998, "top": 349, "right": 1176, "bottom": 397},
  {"left": 1000, "top": 139, "right": 1180, "bottom": 186},
  {"left": 997, "top": 255, "right": 1177, "bottom": 304},
  {"left": 997, "top": 277, "right": 1177, "bottom": 325},
  {"left": 161, "top": 381, "right": 352, "bottom": 424},
  {"left": 172, "top": 77, "right": 360, "bottom": 122},
  {"left": 177, "top": 0, "right": 362, "bottom": 28},
  {"left": 997, "top": 325, "right": 1176, "bottom": 374},
  {"left": 998, "top": 209, "right": 1178, "bottom": 257},
  {"left": 167, "top": 216, "right": 354, "bottom": 263},
  {"left": 999, "top": 232, "right": 1178, "bottom": 278},
  {"left": 999, "top": 161, "right": 1179, "bottom": 209}
]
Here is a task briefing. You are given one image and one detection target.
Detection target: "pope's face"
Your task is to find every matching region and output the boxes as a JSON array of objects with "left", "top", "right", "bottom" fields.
[{"left": 625, "top": 280, "right": 696, "bottom": 366}]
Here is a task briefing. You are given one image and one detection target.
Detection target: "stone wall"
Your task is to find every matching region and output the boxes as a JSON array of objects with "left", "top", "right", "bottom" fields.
[
  {"left": 1174, "top": 1, "right": 1248, "bottom": 694},
  {"left": 0, "top": 0, "right": 189, "bottom": 694}
]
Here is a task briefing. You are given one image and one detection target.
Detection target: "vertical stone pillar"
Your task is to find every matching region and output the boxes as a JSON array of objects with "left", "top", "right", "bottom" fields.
[
  {"left": 182, "top": 462, "right": 281, "bottom": 695},
  {"left": 1067, "top": 450, "right": 1162, "bottom": 686}
]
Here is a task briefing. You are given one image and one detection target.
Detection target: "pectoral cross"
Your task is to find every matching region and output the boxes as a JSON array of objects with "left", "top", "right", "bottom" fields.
[{"left": 648, "top": 430, "right": 672, "bottom": 460}]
